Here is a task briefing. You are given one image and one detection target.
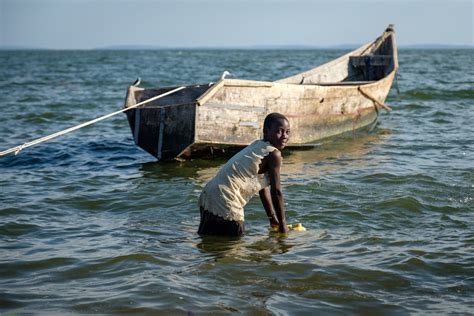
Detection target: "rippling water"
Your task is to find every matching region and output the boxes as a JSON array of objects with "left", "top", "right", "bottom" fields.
[{"left": 0, "top": 49, "right": 473, "bottom": 314}]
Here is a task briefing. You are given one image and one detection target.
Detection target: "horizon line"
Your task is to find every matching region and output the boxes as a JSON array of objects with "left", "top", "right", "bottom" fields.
[{"left": 1, "top": 43, "right": 473, "bottom": 51}]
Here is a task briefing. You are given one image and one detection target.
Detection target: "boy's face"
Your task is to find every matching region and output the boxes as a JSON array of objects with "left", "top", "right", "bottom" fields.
[{"left": 264, "top": 119, "right": 290, "bottom": 150}]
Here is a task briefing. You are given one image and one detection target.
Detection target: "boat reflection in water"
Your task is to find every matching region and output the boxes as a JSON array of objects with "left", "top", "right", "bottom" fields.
[
  {"left": 137, "top": 127, "right": 390, "bottom": 188},
  {"left": 282, "top": 128, "right": 390, "bottom": 184}
]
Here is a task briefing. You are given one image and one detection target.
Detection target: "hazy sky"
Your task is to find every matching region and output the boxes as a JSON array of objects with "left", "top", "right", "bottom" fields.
[{"left": 1, "top": 0, "right": 473, "bottom": 49}]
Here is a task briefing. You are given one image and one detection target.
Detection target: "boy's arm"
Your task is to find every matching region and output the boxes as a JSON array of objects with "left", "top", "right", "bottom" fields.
[
  {"left": 259, "top": 187, "right": 279, "bottom": 228},
  {"left": 267, "top": 150, "right": 289, "bottom": 233}
]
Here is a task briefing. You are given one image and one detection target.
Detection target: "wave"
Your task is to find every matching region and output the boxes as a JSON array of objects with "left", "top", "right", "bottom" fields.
[
  {"left": 370, "top": 195, "right": 462, "bottom": 214},
  {"left": 404, "top": 89, "right": 474, "bottom": 100},
  {"left": 0, "top": 257, "right": 77, "bottom": 278},
  {"left": 0, "top": 222, "right": 41, "bottom": 237},
  {"left": 398, "top": 103, "right": 431, "bottom": 110},
  {"left": 356, "top": 172, "right": 438, "bottom": 186},
  {"left": 59, "top": 253, "right": 168, "bottom": 279}
]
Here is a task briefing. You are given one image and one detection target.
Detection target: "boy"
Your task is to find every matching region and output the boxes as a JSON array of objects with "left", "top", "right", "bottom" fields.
[{"left": 198, "top": 113, "right": 291, "bottom": 236}]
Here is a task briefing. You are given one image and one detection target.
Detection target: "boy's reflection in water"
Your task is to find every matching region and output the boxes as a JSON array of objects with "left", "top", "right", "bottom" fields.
[{"left": 196, "top": 233, "right": 294, "bottom": 262}]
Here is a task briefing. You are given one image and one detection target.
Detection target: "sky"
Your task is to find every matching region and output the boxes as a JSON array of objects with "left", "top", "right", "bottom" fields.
[{"left": 1, "top": 0, "right": 473, "bottom": 49}]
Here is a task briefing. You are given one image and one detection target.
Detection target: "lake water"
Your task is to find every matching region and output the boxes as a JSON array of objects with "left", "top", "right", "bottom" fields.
[{"left": 0, "top": 48, "right": 473, "bottom": 315}]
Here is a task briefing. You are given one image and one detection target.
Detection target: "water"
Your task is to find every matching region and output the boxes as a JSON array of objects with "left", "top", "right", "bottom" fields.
[{"left": 0, "top": 49, "right": 473, "bottom": 315}]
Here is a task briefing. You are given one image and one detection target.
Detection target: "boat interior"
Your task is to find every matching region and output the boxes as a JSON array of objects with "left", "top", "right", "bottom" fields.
[{"left": 277, "top": 25, "right": 397, "bottom": 86}]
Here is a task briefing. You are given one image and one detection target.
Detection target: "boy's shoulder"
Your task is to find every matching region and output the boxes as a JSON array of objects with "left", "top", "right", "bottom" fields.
[{"left": 265, "top": 148, "right": 282, "bottom": 165}]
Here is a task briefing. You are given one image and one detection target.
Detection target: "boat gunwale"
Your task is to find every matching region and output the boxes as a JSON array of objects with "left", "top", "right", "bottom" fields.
[
  {"left": 195, "top": 28, "right": 397, "bottom": 106},
  {"left": 128, "top": 26, "right": 397, "bottom": 109},
  {"left": 195, "top": 67, "right": 397, "bottom": 106}
]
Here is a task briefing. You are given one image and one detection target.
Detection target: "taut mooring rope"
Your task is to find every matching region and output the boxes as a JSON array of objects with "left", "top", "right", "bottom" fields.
[
  {"left": 358, "top": 86, "right": 392, "bottom": 112},
  {"left": 0, "top": 86, "right": 186, "bottom": 157}
]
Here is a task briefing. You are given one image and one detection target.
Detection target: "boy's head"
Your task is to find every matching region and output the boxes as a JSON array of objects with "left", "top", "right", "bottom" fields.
[{"left": 263, "top": 113, "right": 290, "bottom": 150}]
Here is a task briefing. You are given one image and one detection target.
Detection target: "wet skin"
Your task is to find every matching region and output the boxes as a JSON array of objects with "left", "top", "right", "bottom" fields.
[{"left": 259, "top": 118, "right": 291, "bottom": 233}]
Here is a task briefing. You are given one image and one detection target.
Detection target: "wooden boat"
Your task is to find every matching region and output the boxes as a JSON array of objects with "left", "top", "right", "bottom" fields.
[{"left": 123, "top": 24, "right": 398, "bottom": 161}]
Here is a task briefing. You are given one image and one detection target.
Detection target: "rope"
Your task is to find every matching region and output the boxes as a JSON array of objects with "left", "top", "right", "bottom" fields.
[
  {"left": 357, "top": 86, "right": 392, "bottom": 112},
  {"left": 0, "top": 86, "right": 186, "bottom": 157},
  {"left": 395, "top": 72, "right": 401, "bottom": 96}
]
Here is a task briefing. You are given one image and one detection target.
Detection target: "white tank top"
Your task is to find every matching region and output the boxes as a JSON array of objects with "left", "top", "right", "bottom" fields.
[{"left": 198, "top": 140, "right": 278, "bottom": 221}]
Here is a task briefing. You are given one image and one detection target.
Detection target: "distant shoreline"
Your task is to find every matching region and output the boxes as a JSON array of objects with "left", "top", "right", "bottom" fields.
[{"left": 1, "top": 44, "right": 473, "bottom": 51}]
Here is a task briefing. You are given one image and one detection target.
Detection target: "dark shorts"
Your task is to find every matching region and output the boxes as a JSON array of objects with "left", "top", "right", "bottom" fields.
[{"left": 198, "top": 207, "right": 245, "bottom": 237}]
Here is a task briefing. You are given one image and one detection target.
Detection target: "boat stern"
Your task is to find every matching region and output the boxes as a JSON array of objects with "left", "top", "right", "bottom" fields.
[{"left": 123, "top": 84, "right": 209, "bottom": 160}]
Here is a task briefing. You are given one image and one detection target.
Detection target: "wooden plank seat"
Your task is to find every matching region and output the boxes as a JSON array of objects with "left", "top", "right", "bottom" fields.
[{"left": 350, "top": 55, "right": 392, "bottom": 67}]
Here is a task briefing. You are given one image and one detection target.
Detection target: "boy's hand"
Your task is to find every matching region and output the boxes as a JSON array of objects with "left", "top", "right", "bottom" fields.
[
  {"left": 279, "top": 223, "right": 290, "bottom": 234},
  {"left": 269, "top": 217, "right": 279, "bottom": 228}
]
